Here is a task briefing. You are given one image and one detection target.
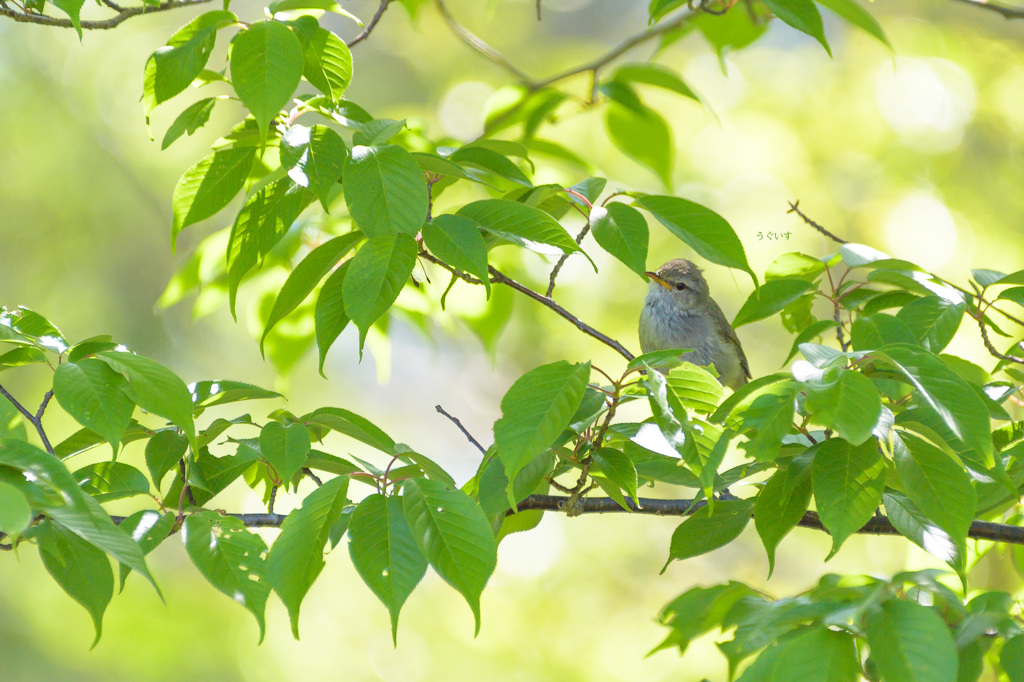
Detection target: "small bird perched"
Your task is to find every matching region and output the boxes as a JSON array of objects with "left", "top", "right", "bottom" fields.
[{"left": 638, "top": 259, "right": 751, "bottom": 390}]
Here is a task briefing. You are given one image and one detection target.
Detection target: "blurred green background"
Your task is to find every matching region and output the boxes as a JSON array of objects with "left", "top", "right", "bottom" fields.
[{"left": 1, "top": 0, "right": 1023, "bottom": 679}]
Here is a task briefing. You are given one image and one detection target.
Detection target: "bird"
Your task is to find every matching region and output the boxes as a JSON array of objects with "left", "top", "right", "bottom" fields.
[{"left": 638, "top": 259, "right": 751, "bottom": 390}]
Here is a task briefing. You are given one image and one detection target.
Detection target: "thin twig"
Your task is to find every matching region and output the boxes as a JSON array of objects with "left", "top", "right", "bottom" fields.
[
  {"left": 435, "top": 0, "right": 536, "bottom": 84},
  {"left": 0, "top": 383, "right": 54, "bottom": 454},
  {"left": 546, "top": 221, "right": 592, "bottom": 297},
  {"left": 946, "top": 0, "right": 1024, "bottom": 19},
  {"left": 347, "top": 0, "right": 391, "bottom": 47},
  {"left": 787, "top": 201, "right": 847, "bottom": 244},
  {"left": 0, "top": 0, "right": 213, "bottom": 30},
  {"left": 435, "top": 405, "right": 487, "bottom": 454},
  {"left": 973, "top": 295, "right": 1024, "bottom": 366},
  {"left": 267, "top": 485, "right": 278, "bottom": 514},
  {"left": 419, "top": 250, "right": 635, "bottom": 360},
  {"left": 488, "top": 266, "right": 635, "bottom": 360},
  {"left": 302, "top": 467, "right": 324, "bottom": 486}
]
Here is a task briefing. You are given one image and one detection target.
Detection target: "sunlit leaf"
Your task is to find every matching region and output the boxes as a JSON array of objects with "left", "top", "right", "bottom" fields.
[
  {"left": 266, "top": 476, "right": 349, "bottom": 638},
  {"left": 402, "top": 478, "right": 497, "bottom": 636},
  {"left": 348, "top": 494, "right": 427, "bottom": 643},
  {"left": 811, "top": 437, "right": 885, "bottom": 558},
  {"left": 230, "top": 20, "right": 304, "bottom": 144}
]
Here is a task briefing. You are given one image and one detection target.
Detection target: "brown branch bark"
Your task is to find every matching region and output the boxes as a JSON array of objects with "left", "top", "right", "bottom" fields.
[
  {"left": 419, "top": 250, "right": 635, "bottom": 361},
  {"left": 513, "top": 494, "right": 1024, "bottom": 545},
  {"left": 0, "top": 0, "right": 213, "bottom": 30}
]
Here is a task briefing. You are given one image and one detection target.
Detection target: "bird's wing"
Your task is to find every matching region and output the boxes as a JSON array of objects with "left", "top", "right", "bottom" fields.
[{"left": 710, "top": 300, "right": 751, "bottom": 380}]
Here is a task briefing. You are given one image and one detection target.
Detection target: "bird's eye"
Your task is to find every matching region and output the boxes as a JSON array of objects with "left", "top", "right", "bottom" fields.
[{"left": 675, "top": 283, "right": 687, "bottom": 291}]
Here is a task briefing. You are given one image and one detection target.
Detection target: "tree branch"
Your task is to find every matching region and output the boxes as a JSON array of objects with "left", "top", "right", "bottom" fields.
[
  {"left": 435, "top": 0, "right": 536, "bottom": 85},
  {"left": 435, "top": 404, "right": 487, "bottom": 454},
  {"left": 946, "top": 0, "right": 1024, "bottom": 19},
  {"left": 513, "top": 494, "right": 1024, "bottom": 545},
  {"left": 419, "top": 250, "right": 635, "bottom": 361},
  {"left": 346, "top": 0, "right": 392, "bottom": 47},
  {"left": 487, "top": 265, "right": 635, "bottom": 361},
  {"left": 787, "top": 200, "right": 847, "bottom": 244},
  {"left": 0, "top": 0, "right": 213, "bottom": 30},
  {"left": 0, "top": 383, "right": 54, "bottom": 454},
  {"left": 74, "top": 495, "right": 1024, "bottom": 549}
]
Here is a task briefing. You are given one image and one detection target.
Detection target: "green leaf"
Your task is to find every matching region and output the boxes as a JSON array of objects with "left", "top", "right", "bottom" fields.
[
  {"left": 35, "top": 521, "right": 113, "bottom": 647},
  {"left": 183, "top": 512, "right": 270, "bottom": 642},
  {"left": 802, "top": 369, "right": 882, "bottom": 446},
  {"left": 605, "top": 101, "right": 673, "bottom": 188},
  {"left": 493, "top": 361, "right": 591, "bottom": 485},
  {"left": 589, "top": 203, "right": 649, "bottom": 278},
  {"left": 0, "top": 481, "right": 31, "bottom": 536},
  {"left": 145, "top": 431, "right": 188, "bottom": 489},
  {"left": 850, "top": 313, "right": 916, "bottom": 350},
  {"left": 865, "top": 600, "right": 957, "bottom": 682},
  {"left": 314, "top": 260, "right": 352, "bottom": 375},
  {"left": 732, "top": 278, "right": 817, "bottom": 328},
  {"left": 664, "top": 499, "right": 754, "bottom": 570},
  {"left": 226, "top": 178, "right": 314, "bottom": 314},
  {"left": 52, "top": 0, "right": 85, "bottom": 39},
  {"left": 190, "top": 380, "right": 283, "bottom": 409},
  {"left": 1003, "top": 635, "right": 1024, "bottom": 682},
  {"left": 709, "top": 372, "right": 792, "bottom": 424},
  {"left": 354, "top": 119, "right": 407, "bottom": 147},
  {"left": 693, "top": 7, "right": 768, "bottom": 67},
  {"left": 230, "top": 21, "right": 304, "bottom": 144},
  {"left": 301, "top": 27, "right": 353, "bottom": 101},
  {"left": 0, "top": 440, "right": 157, "bottom": 590},
  {"left": 735, "top": 388, "right": 795, "bottom": 463},
  {"left": 762, "top": 0, "right": 832, "bottom": 56},
  {"left": 266, "top": 476, "right": 349, "bottom": 638},
  {"left": 303, "top": 406, "right": 396, "bottom": 453},
  {"left": 402, "top": 478, "right": 497, "bottom": 636},
  {"left": 611, "top": 62, "right": 700, "bottom": 102},
  {"left": 633, "top": 195, "right": 756, "bottom": 284},
  {"left": 874, "top": 344, "right": 994, "bottom": 467},
  {"left": 449, "top": 146, "right": 531, "bottom": 186},
  {"left": 143, "top": 12, "right": 237, "bottom": 113},
  {"left": 171, "top": 146, "right": 256, "bottom": 248},
  {"left": 96, "top": 352, "right": 196, "bottom": 454},
  {"left": 348, "top": 494, "right": 427, "bottom": 644},
  {"left": 667, "top": 363, "right": 725, "bottom": 415},
  {"left": 259, "top": 421, "right": 311, "bottom": 487},
  {"left": 783, "top": 320, "right": 838, "bottom": 364},
  {"left": 896, "top": 295, "right": 966, "bottom": 353},
  {"left": 344, "top": 144, "right": 429, "bottom": 238},
  {"left": 270, "top": 0, "right": 364, "bottom": 19},
  {"left": 280, "top": 124, "right": 348, "bottom": 210},
  {"left": 422, "top": 215, "right": 491, "bottom": 294},
  {"left": 117, "top": 510, "right": 174, "bottom": 591},
  {"left": 997, "top": 287, "right": 1024, "bottom": 306},
  {"left": 894, "top": 433, "right": 975, "bottom": 569},
  {"left": 592, "top": 448, "right": 639, "bottom": 506},
  {"left": 458, "top": 199, "right": 589, "bottom": 263},
  {"left": 261, "top": 232, "right": 362, "bottom": 353},
  {"left": 342, "top": 233, "right": 418, "bottom": 351},
  {"left": 162, "top": 96, "right": 220, "bottom": 150},
  {"left": 736, "top": 626, "right": 860, "bottom": 682},
  {"left": 53, "top": 359, "right": 135, "bottom": 455},
  {"left": 883, "top": 491, "right": 964, "bottom": 573},
  {"left": 0, "top": 346, "right": 46, "bottom": 369},
  {"left": 754, "top": 455, "right": 812, "bottom": 577},
  {"left": 816, "top": 0, "right": 891, "bottom": 49},
  {"left": 653, "top": 581, "right": 757, "bottom": 655},
  {"left": 811, "top": 437, "right": 885, "bottom": 558},
  {"left": 72, "top": 462, "right": 150, "bottom": 503}
]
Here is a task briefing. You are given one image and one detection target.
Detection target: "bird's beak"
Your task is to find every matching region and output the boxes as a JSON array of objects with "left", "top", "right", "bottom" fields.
[{"left": 644, "top": 272, "right": 672, "bottom": 290}]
